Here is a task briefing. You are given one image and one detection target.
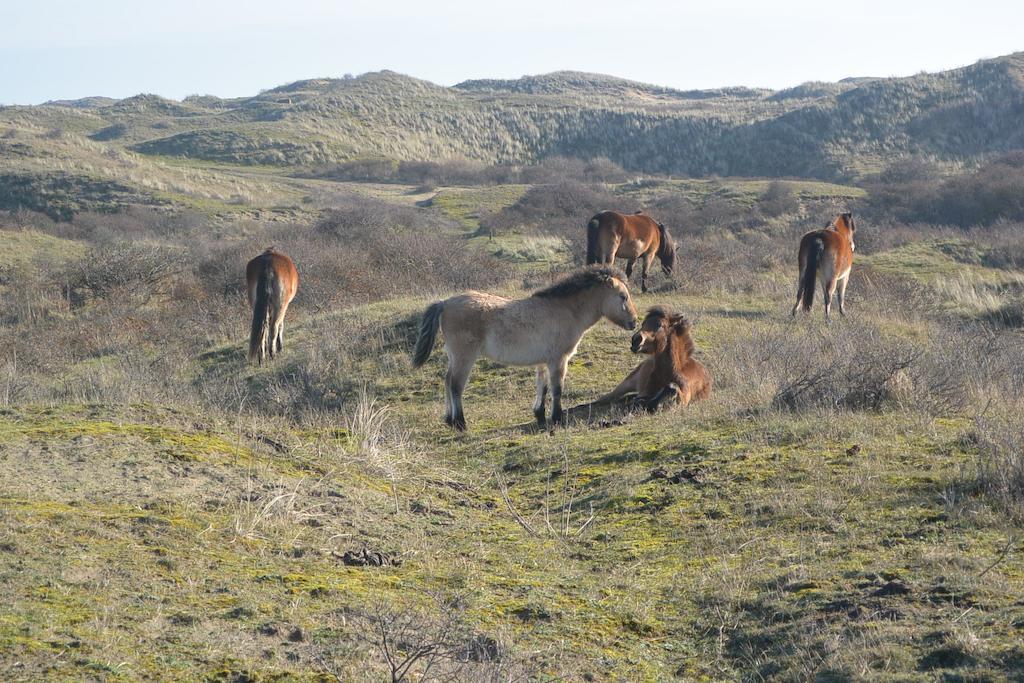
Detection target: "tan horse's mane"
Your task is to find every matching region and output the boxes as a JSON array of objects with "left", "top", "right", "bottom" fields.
[{"left": 532, "top": 265, "right": 626, "bottom": 299}]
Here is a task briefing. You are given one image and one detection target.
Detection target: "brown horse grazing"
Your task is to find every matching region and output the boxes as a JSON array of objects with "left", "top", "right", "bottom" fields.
[
  {"left": 586, "top": 210, "right": 676, "bottom": 293},
  {"left": 791, "top": 212, "right": 856, "bottom": 320},
  {"left": 594, "top": 306, "right": 711, "bottom": 411},
  {"left": 246, "top": 248, "right": 298, "bottom": 364},
  {"left": 412, "top": 266, "right": 638, "bottom": 431}
]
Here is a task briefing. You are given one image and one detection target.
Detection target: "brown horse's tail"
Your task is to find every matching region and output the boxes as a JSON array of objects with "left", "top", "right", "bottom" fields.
[
  {"left": 412, "top": 301, "right": 444, "bottom": 368},
  {"left": 656, "top": 222, "right": 676, "bottom": 275},
  {"left": 586, "top": 214, "right": 602, "bottom": 265},
  {"left": 798, "top": 237, "right": 824, "bottom": 312},
  {"left": 249, "top": 258, "right": 276, "bottom": 364}
]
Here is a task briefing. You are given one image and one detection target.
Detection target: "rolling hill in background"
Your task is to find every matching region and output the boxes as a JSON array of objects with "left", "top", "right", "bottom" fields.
[{"left": 3, "top": 51, "right": 1024, "bottom": 186}]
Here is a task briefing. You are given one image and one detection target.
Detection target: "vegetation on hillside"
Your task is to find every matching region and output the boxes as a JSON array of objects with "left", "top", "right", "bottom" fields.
[
  {"left": 2, "top": 156, "right": 1024, "bottom": 679},
  {"left": 4, "top": 52, "right": 1024, "bottom": 182}
]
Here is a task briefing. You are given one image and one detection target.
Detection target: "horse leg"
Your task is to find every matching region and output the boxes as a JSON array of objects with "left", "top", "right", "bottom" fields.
[
  {"left": 837, "top": 274, "right": 849, "bottom": 316},
  {"left": 532, "top": 366, "right": 549, "bottom": 426},
  {"left": 547, "top": 357, "right": 569, "bottom": 425},
  {"left": 624, "top": 257, "right": 635, "bottom": 279},
  {"left": 641, "top": 252, "right": 654, "bottom": 293},
  {"left": 267, "top": 296, "right": 282, "bottom": 360},
  {"left": 607, "top": 237, "right": 621, "bottom": 266},
  {"left": 596, "top": 365, "right": 641, "bottom": 405},
  {"left": 443, "top": 360, "right": 455, "bottom": 426},
  {"left": 822, "top": 274, "right": 838, "bottom": 321},
  {"left": 274, "top": 301, "right": 290, "bottom": 353},
  {"left": 446, "top": 352, "right": 475, "bottom": 431},
  {"left": 642, "top": 384, "right": 681, "bottom": 412}
]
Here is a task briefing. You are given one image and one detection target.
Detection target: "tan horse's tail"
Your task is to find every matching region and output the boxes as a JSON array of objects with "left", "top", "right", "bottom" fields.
[
  {"left": 412, "top": 301, "right": 444, "bottom": 368},
  {"left": 249, "top": 258, "right": 276, "bottom": 363},
  {"left": 798, "top": 237, "right": 824, "bottom": 312},
  {"left": 586, "top": 214, "right": 603, "bottom": 265}
]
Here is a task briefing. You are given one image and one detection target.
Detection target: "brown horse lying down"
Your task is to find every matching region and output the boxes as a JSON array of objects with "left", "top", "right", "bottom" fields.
[{"left": 594, "top": 306, "right": 711, "bottom": 411}]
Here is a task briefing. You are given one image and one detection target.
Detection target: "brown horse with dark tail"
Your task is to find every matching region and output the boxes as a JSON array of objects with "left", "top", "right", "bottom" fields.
[
  {"left": 791, "top": 213, "right": 856, "bottom": 320},
  {"left": 246, "top": 248, "right": 298, "bottom": 364},
  {"left": 593, "top": 306, "right": 711, "bottom": 411},
  {"left": 586, "top": 210, "right": 675, "bottom": 292}
]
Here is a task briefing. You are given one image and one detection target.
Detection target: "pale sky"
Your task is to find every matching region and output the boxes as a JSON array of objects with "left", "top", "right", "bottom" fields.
[{"left": 2, "top": 0, "right": 1022, "bottom": 104}]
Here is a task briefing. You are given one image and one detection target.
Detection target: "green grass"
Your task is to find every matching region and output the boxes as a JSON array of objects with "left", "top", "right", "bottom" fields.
[
  {"left": 861, "top": 239, "right": 1024, "bottom": 316},
  {"left": 3, "top": 275, "right": 1023, "bottom": 679},
  {"left": 0, "top": 229, "right": 86, "bottom": 270},
  {"left": 430, "top": 185, "right": 530, "bottom": 230},
  {"left": 617, "top": 178, "right": 867, "bottom": 208},
  {"left": 3, "top": 119, "right": 1024, "bottom": 677}
]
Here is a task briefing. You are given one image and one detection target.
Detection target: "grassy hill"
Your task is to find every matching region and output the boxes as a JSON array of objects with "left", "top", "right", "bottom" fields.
[
  {"left": 3, "top": 54, "right": 1024, "bottom": 680},
  {"left": 4, "top": 53, "right": 1024, "bottom": 185},
  {"left": 2, "top": 171, "right": 1024, "bottom": 679}
]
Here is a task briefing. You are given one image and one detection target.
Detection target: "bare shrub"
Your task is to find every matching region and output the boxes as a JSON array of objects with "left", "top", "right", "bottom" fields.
[
  {"left": 759, "top": 180, "right": 800, "bottom": 217},
  {"left": 327, "top": 593, "right": 528, "bottom": 683},
  {"left": 717, "top": 320, "right": 966, "bottom": 414},
  {"left": 865, "top": 153, "right": 1024, "bottom": 227},
  {"left": 976, "top": 220, "right": 1024, "bottom": 270},
  {"left": 497, "top": 447, "right": 601, "bottom": 542},
  {"left": 61, "top": 242, "right": 182, "bottom": 307},
  {"left": 972, "top": 410, "right": 1024, "bottom": 520},
  {"left": 771, "top": 327, "right": 920, "bottom": 411}
]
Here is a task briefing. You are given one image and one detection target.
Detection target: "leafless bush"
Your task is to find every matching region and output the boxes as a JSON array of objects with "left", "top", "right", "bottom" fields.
[
  {"left": 865, "top": 153, "right": 1024, "bottom": 227},
  {"left": 771, "top": 327, "right": 920, "bottom": 411},
  {"left": 322, "top": 592, "right": 529, "bottom": 683},
  {"left": 717, "top": 319, "right": 984, "bottom": 415},
  {"left": 976, "top": 220, "right": 1024, "bottom": 270},
  {"left": 759, "top": 180, "right": 801, "bottom": 217},
  {"left": 972, "top": 409, "right": 1024, "bottom": 520},
  {"left": 497, "top": 447, "right": 601, "bottom": 542},
  {"left": 306, "top": 197, "right": 513, "bottom": 304},
  {"left": 61, "top": 242, "right": 182, "bottom": 307}
]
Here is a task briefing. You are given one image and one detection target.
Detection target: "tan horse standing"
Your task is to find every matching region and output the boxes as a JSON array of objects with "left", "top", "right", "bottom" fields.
[
  {"left": 412, "top": 266, "right": 639, "bottom": 430},
  {"left": 586, "top": 210, "right": 676, "bottom": 293},
  {"left": 791, "top": 213, "right": 856, "bottom": 320},
  {"left": 594, "top": 306, "right": 711, "bottom": 411},
  {"left": 246, "top": 248, "right": 298, "bottom": 364}
]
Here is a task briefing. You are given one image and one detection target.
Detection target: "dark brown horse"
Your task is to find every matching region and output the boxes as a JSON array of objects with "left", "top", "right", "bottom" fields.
[
  {"left": 791, "top": 212, "right": 856, "bottom": 320},
  {"left": 246, "top": 248, "right": 298, "bottom": 364},
  {"left": 594, "top": 306, "right": 711, "bottom": 411},
  {"left": 586, "top": 210, "right": 675, "bottom": 293}
]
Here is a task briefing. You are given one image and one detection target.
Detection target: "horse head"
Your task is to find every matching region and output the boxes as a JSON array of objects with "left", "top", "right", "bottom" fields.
[
  {"left": 631, "top": 307, "right": 692, "bottom": 356},
  {"left": 835, "top": 212, "right": 856, "bottom": 252},
  {"left": 600, "top": 275, "right": 639, "bottom": 331},
  {"left": 656, "top": 223, "right": 676, "bottom": 275}
]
